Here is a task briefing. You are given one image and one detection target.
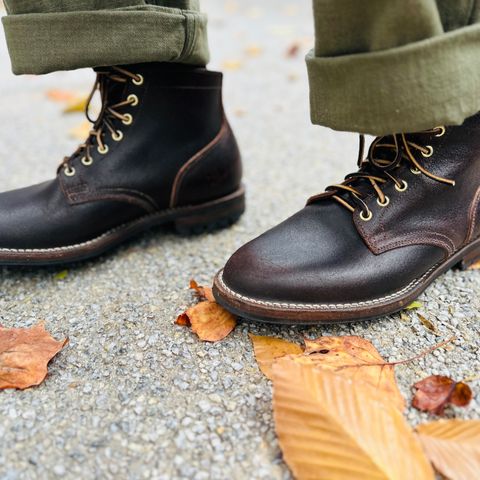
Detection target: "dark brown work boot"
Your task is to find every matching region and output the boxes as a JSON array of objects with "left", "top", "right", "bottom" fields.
[
  {"left": 0, "top": 63, "right": 244, "bottom": 265},
  {"left": 214, "top": 115, "right": 480, "bottom": 324}
]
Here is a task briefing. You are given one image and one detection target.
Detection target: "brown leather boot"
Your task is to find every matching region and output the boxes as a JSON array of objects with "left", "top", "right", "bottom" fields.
[
  {"left": 0, "top": 63, "right": 244, "bottom": 265},
  {"left": 214, "top": 115, "right": 480, "bottom": 324}
]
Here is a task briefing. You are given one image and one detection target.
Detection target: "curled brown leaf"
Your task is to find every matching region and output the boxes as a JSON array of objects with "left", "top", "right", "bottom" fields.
[{"left": 412, "top": 375, "right": 473, "bottom": 415}]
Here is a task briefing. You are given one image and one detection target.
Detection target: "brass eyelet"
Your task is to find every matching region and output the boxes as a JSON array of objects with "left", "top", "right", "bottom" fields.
[
  {"left": 81, "top": 156, "right": 93, "bottom": 166},
  {"left": 64, "top": 166, "right": 76, "bottom": 177},
  {"left": 98, "top": 144, "right": 109, "bottom": 155},
  {"left": 360, "top": 210, "right": 373, "bottom": 222},
  {"left": 421, "top": 145, "right": 434, "bottom": 158},
  {"left": 395, "top": 180, "right": 408, "bottom": 192},
  {"left": 434, "top": 126, "right": 446, "bottom": 137},
  {"left": 132, "top": 74, "right": 144, "bottom": 86},
  {"left": 128, "top": 94, "right": 139, "bottom": 106},
  {"left": 377, "top": 196, "right": 390, "bottom": 207},
  {"left": 122, "top": 114, "right": 133, "bottom": 126},
  {"left": 112, "top": 130, "right": 124, "bottom": 142},
  {"left": 410, "top": 167, "right": 421, "bottom": 175}
]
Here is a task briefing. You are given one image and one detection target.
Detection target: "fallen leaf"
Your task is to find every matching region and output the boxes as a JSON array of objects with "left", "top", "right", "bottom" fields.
[
  {"left": 46, "top": 89, "right": 79, "bottom": 103},
  {"left": 299, "top": 335, "right": 406, "bottom": 411},
  {"left": 416, "top": 419, "right": 480, "bottom": 480},
  {"left": 54, "top": 270, "right": 68, "bottom": 281},
  {"left": 418, "top": 314, "right": 438, "bottom": 334},
  {"left": 412, "top": 375, "right": 473, "bottom": 415},
  {"left": 189, "top": 279, "right": 215, "bottom": 302},
  {"left": 175, "top": 313, "right": 191, "bottom": 327},
  {"left": 63, "top": 96, "right": 88, "bottom": 114},
  {"left": 286, "top": 43, "right": 300, "bottom": 58},
  {"left": 186, "top": 301, "right": 236, "bottom": 342},
  {"left": 245, "top": 45, "right": 263, "bottom": 57},
  {"left": 69, "top": 121, "right": 91, "bottom": 141},
  {"left": 406, "top": 300, "right": 423, "bottom": 310},
  {"left": 273, "top": 358, "right": 434, "bottom": 480},
  {"left": 0, "top": 323, "right": 68, "bottom": 390},
  {"left": 249, "top": 334, "right": 303, "bottom": 380},
  {"left": 221, "top": 60, "right": 243, "bottom": 71},
  {"left": 400, "top": 312, "right": 410, "bottom": 321},
  {"left": 468, "top": 260, "right": 480, "bottom": 270}
]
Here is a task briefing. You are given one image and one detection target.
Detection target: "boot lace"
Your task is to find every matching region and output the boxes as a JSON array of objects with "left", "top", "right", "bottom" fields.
[
  {"left": 319, "top": 127, "right": 455, "bottom": 221},
  {"left": 59, "top": 66, "right": 144, "bottom": 177}
]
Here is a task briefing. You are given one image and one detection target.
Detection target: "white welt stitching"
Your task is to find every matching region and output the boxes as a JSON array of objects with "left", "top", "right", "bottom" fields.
[{"left": 217, "top": 265, "right": 438, "bottom": 311}]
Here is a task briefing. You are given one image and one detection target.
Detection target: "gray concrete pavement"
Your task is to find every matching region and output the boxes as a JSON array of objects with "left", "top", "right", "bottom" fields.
[{"left": 0, "top": 1, "right": 478, "bottom": 479}]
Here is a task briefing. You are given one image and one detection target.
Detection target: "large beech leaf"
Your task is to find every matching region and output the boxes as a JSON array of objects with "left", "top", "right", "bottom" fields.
[
  {"left": 416, "top": 419, "right": 480, "bottom": 480},
  {"left": 0, "top": 322, "right": 68, "bottom": 390},
  {"left": 249, "top": 334, "right": 303, "bottom": 380},
  {"left": 272, "top": 357, "right": 434, "bottom": 480},
  {"left": 299, "top": 336, "right": 406, "bottom": 411}
]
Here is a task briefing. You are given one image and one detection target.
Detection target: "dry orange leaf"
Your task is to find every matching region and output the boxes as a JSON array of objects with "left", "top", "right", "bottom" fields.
[
  {"left": 299, "top": 335, "right": 406, "bottom": 411},
  {"left": 273, "top": 358, "right": 434, "bottom": 480},
  {"left": 189, "top": 279, "right": 215, "bottom": 302},
  {"left": 46, "top": 89, "right": 79, "bottom": 103},
  {"left": 469, "top": 260, "right": 480, "bottom": 269},
  {"left": 249, "top": 334, "right": 303, "bottom": 380},
  {"left": 416, "top": 419, "right": 480, "bottom": 480},
  {"left": 0, "top": 322, "right": 68, "bottom": 390},
  {"left": 412, "top": 375, "right": 473, "bottom": 415},
  {"left": 186, "top": 301, "right": 236, "bottom": 342}
]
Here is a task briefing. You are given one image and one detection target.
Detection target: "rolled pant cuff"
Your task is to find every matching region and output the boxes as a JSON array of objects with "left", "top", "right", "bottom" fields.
[
  {"left": 307, "top": 23, "right": 480, "bottom": 135},
  {"left": 2, "top": 6, "right": 209, "bottom": 75}
]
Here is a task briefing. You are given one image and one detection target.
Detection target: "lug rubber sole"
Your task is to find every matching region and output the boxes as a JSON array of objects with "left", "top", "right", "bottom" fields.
[
  {"left": 0, "top": 186, "right": 245, "bottom": 266},
  {"left": 213, "top": 235, "right": 480, "bottom": 325}
]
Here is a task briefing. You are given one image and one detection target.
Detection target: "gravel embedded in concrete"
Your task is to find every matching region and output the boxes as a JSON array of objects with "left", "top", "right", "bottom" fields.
[{"left": 0, "top": 1, "right": 478, "bottom": 479}]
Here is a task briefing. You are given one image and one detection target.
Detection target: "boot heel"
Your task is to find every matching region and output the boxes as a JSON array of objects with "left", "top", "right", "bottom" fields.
[
  {"left": 459, "top": 242, "right": 480, "bottom": 270},
  {"left": 174, "top": 188, "right": 245, "bottom": 235}
]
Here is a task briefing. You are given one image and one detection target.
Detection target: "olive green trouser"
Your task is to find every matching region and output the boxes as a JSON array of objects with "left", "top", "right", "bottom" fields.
[{"left": 3, "top": 0, "right": 480, "bottom": 135}]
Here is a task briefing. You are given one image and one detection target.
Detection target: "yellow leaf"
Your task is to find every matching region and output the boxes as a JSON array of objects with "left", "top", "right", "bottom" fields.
[
  {"left": 186, "top": 301, "right": 236, "bottom": 342},
  {"left": 63, "top": 96, "right": 88, "bottom": 114},
  {"left": 299, "top": 336, "right": 406, "bottom": 411},
  {"left": 221, "top": 60, "right": 243, "bottom": 71},
  {"left": 273, "top": 358, "right": 434, "bottom": 480},
  {"left": 54, "top": 270, "right": 68, "bottom": 281},
  {"left": 249, "top": 334, "right": 303, "bottom": 380},
  {"left": 69, "top": 121, "right": 91, "bottom": 141},
  {"left": 416, "top": 419, "right": 480, "bottom": 480},
  {"left": 245, "top": 45, "right": 263, "bottom": 57},
  {"left": 406, "top": 300, "right": 423, "bottom": 310}
]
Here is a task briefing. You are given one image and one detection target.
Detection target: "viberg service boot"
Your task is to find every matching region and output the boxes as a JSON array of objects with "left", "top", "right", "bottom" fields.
[
  {"left": 214, "top": 116, "right": 480, "bottom": 324},
  {"left": 0, "top": 63, "right": 244, "bottom": 265}
]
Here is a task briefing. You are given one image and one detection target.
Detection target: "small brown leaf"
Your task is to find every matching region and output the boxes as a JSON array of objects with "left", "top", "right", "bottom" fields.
[
  {"left": 189, "top": 279, "right": 215, "bottom": 302},
  {"left": 412, "top": 375, "right": 473, "bottom": 415},
  {"left": 416, "top": 419, "right": 480, "bottom": 480},
  {"left": 249, "top": 334, "right": 303, "bottom": 380},
  {"left": 418, "top": 314, "right": 438, "bottom": 334},
  {"left": 186, "top": 301, "right": 236, "bottom": 342},
  {"left": 0, "top": 323, "right": 68, "bottom": 390},
  {"left": 175, "top": 313, "right": 191, "bottom": 327},
  {"left": 285, "top": 43, "right": 300, "bottom": 58}
]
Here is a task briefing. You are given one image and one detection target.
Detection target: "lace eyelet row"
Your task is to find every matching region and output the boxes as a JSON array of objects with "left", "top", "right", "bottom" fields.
[{"left": 64, "top": 72, "right": 142, "bottom": 177}]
